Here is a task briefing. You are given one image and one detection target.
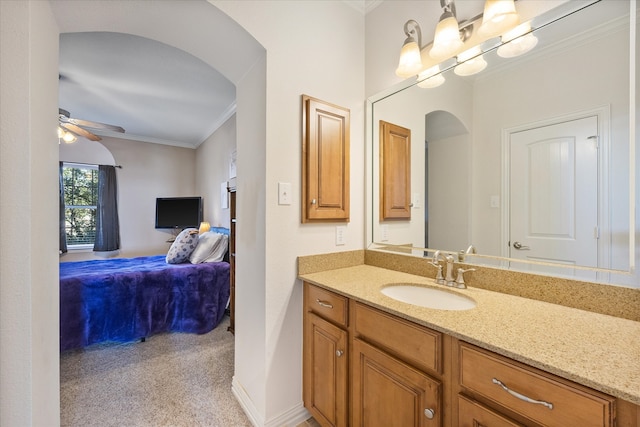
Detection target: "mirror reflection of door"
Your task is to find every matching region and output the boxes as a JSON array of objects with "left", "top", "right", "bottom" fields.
[{"left": 509, "top": 115, "right": 599, "bottom": 275}]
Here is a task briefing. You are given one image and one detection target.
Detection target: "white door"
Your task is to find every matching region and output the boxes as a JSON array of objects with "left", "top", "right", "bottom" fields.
[{"left": 509, "top": 116, "right": 599, "bottom": 272}]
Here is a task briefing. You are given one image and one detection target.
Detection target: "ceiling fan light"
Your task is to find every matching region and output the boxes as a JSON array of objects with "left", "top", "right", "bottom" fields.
[
  {"left": 478, "top": 0, "right": 519, "bottom": 38},
  {"left": 429, "top": 12, "right": 464, "bottom": 61},
  {"left": 62, "top": 130, "right": 77, "bottom": 143}
]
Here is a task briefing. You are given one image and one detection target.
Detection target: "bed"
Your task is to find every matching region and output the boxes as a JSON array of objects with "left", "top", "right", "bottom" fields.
[{"left": 60, "top": 229, "right": 230, "bottom": 352}]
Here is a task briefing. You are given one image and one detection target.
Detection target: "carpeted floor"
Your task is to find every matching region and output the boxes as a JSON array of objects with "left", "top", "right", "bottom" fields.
[{"left": 60, "top": 316, "right": 252, "bottom": 427}]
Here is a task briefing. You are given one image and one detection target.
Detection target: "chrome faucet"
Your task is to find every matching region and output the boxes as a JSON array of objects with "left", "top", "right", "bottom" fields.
[
  {"left": 431, "top": 251, "right": 456, "bottom": 286},
  {"left": 458, "top": 244, "right": 477, "bottom": 262}
]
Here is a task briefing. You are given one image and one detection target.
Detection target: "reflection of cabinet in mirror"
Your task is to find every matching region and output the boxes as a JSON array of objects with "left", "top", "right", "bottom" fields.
[
  {"left": 301, "top": 95, "right": 350, "bottom": 223},
  {"left": 379, "top": 120, "right": 411, "bottom": 220}
]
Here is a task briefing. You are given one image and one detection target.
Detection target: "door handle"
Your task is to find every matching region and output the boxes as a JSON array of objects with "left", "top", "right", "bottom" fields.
[{"left": 513, "top": 241, "right": 530, "bottom": 250}]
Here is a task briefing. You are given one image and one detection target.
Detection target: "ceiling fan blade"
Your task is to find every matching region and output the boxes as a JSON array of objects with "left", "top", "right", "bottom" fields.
[
  {"left": 60, "top": 122, "right": 102, "bottom": 141},
  {"left": 67, "top": 117, "right": 125, "bottom": 133}
]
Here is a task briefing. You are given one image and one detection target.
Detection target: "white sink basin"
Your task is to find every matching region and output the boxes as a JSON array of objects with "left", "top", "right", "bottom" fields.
[{"left": 381, "top": 284, "right": 476, "bottom": 311}]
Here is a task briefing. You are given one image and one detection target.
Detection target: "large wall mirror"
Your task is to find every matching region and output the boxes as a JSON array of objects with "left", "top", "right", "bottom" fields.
[{"left": 367, "top": 0, "right": 638, "bottom": 286}]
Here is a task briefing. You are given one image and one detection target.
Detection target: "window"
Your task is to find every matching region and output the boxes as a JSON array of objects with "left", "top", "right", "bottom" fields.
[{"left": 62, "top": 164, "right": 98, "bottom": 247}]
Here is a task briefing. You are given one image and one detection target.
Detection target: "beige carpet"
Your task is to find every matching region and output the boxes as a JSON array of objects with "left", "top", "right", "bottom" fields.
[{"left": 60, "top": 317, "right": 252, "bottom": 427}]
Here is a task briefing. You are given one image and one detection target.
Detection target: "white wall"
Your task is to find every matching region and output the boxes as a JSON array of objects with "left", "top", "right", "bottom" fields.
[
  {"left": 196, "top": 114, "right": 236, "bottom": 230},
  {"left": 211, "top": 2, "right": 365, "bottom": 424},
  {"left": 0, "top": 1, "right": 60, "bottom": 425}
]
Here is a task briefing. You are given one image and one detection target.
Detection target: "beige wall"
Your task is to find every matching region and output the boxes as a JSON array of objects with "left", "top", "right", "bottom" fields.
[
  {"left": 195, "top": 114, "right": 236, "bottom": 230},
  {"left": 60, "top": 136, "right": 198, "bottom": 261}
]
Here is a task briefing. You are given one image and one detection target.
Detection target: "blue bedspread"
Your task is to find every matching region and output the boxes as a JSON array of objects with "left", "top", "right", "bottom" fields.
[{"left": 60, "top": 255, "right": 230, "bottom": 352}]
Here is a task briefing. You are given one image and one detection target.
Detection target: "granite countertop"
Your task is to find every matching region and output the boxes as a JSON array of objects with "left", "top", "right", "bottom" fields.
[{"left": 299, "top": 264, "right": 640, "bottom": 405}]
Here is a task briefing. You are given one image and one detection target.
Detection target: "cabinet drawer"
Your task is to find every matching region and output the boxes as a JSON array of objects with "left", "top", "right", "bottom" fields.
[
  {"left": 458, "top": 394, "right": 524, "bottom": 427},
  {"left": 459, "top": 342, "right": 615, "bottom": 427},
  {"left": 305, "top": 282, "right": 348, "bottom": 327},
  {"left": 353, "top": 302, "right": 442, "bottom": 374}
]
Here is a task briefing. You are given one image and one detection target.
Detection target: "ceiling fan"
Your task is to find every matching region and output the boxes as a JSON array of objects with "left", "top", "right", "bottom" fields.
[{"left": 58, "top": 108, "right": 125, "bottom": 143}]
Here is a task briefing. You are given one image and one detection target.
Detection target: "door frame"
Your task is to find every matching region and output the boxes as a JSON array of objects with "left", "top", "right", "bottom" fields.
[{"left": 500, "top": 105, "right": 611, "bottom": 271}]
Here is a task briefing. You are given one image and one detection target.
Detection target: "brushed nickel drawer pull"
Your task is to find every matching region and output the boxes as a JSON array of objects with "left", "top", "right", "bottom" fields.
[
  {"left": 316, "top": 299, "right": 334, "bottom": 309},
  {"left": 492, "top": 378, "right": 554, "bottom": 410}
]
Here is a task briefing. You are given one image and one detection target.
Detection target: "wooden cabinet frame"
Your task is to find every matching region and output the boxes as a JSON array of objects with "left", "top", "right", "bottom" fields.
[{"left": 302, "top": 95, "right": 350, "bottom": 222}]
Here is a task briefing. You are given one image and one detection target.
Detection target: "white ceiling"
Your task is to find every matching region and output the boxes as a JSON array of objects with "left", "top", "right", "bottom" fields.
[{"left": 59, "top": 31, "right": 236, "bottom": 149}]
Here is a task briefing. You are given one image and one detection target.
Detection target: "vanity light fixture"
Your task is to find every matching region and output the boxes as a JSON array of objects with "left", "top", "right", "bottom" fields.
[
  {"left": 396, "top": 0, "right": 528, "bottom": 83},
  {"left": 417, "top": 66, "right": 446, "bottom": 88},
  {"left": 454, "top": 45, "right": 488, "bottom": 76},
  {"left": 395, "top": 19, "right": 424, "bottom": 78},
  {"left": 478, "top": 0, "right": 519, "bottom": 38},
  {"left": 429, "top": 0, "right": 467, "bottom": 61},
  {"left": 497, "top": 22, "right": 538, "bottom": 58}
]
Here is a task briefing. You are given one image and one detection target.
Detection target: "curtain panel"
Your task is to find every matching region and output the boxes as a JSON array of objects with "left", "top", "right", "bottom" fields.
[
  {"left": 59, "top": 162, "right": 68, "bottom": 253},
  {"left": 94, "top": 165, "right": 121, "bottom": 252}
]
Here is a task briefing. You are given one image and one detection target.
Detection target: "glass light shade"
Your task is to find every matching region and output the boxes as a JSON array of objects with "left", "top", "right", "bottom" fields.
[
  {"left": 395, "top": 37, "right": 423, "bottom": 78},
  {"left": 478, "top": 0, "right": 519, "bottom": 38},
  {"left": 199, "top": 221, "right": 211, "bottom": 234},
  {"left": 417, "top": 66, "right": 445, "bottom": 88},
  {"left": 454, "top": 46, "right": 488, "bottom": 76},
  {"left": 429, "top": 13, "right": 463, "bottom": 61},
  {"left": 62, "top": 130, "right": 77, "bottom": 143},
  {"left": 497, "top": 23, "right": 538, "bottom": 58}
]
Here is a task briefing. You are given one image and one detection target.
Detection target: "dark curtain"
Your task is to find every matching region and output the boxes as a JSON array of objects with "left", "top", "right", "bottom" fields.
[
  {"left": 94, "top": 165, "right": 120, "bottom": 252},
  {"left": 59, "top": 162, "right": 68, "bottom": 253}
]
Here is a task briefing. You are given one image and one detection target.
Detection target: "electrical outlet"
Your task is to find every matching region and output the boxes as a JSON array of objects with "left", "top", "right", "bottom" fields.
[
  {"left": 381, "top": 224, "right": 389, "bottom": 242},
  {"left": 336, "top": 226, "right": 346, "bottom": 245},
  {"left": 490, "top": 195, "right": 500, "bottom": 208}
]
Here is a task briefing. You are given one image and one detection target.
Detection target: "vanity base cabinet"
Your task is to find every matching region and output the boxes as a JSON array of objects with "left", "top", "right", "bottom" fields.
[
  {"left": 458, "top": 342, "right": 615, "bottom": 427},
  {"left": 303, "top": 283, "right": 349, "bottom": 427},
  {"left": 302, "top": 282, "right": 639, "bottom": 427},
  {"left": 352, "top": 338, "right": 441, "bottom": 426}
]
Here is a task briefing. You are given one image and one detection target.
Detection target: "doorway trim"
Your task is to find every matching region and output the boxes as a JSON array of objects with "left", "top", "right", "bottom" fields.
[{"left": 500, "top": 105, "right": 611, "bottom": 271}]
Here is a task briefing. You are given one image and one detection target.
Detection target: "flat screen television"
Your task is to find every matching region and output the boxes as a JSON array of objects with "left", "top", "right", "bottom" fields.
[{"left": 155, "top": 197, "right": 203, "bottom": 229}]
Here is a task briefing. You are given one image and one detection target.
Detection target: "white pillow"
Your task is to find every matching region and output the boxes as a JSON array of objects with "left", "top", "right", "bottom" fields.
[
  {"left": 189, "top": 232, "right": 229, "bottom": 264},
  {"left": 166, "top": 228, "right": 199, "bottom": 264}
]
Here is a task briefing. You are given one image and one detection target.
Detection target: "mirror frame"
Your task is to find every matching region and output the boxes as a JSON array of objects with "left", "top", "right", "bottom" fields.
[{"left": 365, "top": 0, "right": 637, "bottom": 286}]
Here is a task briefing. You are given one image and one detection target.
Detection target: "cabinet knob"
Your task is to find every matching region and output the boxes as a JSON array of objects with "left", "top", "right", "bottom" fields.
[
  {"left": 311, "top": 199, "right": 317, "bottom": 205},
  {"left": 336, "top": 350, "right": 344, "bottom": 357},
  {"left": 424, "top": 408, "right": 435, "bottom": 419}
]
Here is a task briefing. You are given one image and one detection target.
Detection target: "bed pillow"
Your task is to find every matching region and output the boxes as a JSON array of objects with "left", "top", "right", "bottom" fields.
[
  {"left": 166, "top": 228, "right": 199, "bottom": 264},
  {"left": 189, "top": 232, "right": 229, "bottom": 264}
]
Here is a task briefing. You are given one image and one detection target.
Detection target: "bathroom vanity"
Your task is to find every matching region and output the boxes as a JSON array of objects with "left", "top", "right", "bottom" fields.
[{"left": 299, "top": 253, "right": 640, "bottom": 427}]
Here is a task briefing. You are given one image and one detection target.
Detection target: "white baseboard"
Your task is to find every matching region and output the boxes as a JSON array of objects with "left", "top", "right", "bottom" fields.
[
  {"left": 265, "top": 402, "right": 310, "bottom": 427},
  {"left": 231, "top": 376, "right": 311, "bottom": 427},
  {"left": 232, "top": 376, "right": 263, "bottom": 427}
]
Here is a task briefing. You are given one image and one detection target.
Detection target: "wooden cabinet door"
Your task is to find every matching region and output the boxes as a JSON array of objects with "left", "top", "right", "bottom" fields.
[
  {"left": 352, "top": 338, "right": 441, "bottom": 427},
  {"left": 302, "top": 95, "right": 350, "bottom": 222},
  {"left": 304, "top": 312, "right": 348, "bottom": 427},
  {"left": 380, "top": 120, "right": 411, "bottom": 220}
]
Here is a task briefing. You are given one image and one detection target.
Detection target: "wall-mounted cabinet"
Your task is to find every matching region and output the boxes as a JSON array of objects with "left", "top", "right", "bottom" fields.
[{"left": 302, "top": 95, "right": 350, "bottom": 223}]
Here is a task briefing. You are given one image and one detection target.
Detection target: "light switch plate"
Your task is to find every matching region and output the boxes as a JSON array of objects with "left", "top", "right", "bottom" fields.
[
  {"left": 278, "top": 182, "right": 292, "bottom": 205},
  {"left": 490, "top": 195, "right": 500, "bottom": 208},
  {"left": 336, "top": 226, "right": 346, "bottom": 245}
]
